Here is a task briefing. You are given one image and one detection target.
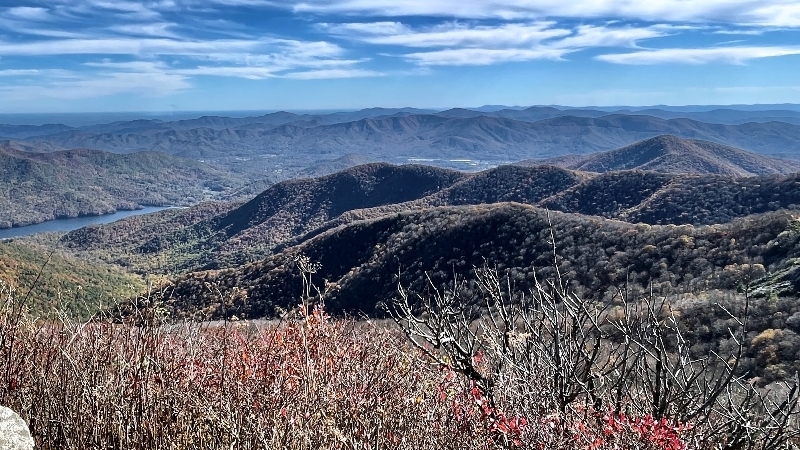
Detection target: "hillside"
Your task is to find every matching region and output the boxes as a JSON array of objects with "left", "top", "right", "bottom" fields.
[
  {"left": 127, "top": 204, "right": 800, "bottom": 386},
  {"left": 152, "top": 204, "right": 800, "bottom": 320},
  {"left": 56, "top": 164, "right": 466, "bottom": 271},
  {"left": 49, "top": 164, "right": 800, "bottom": 277},
  {"left": 297, "top": 153, "right": 377, "bottom": 178},
  {"left": 0, "top": 240, "right": 144, "bottom": 317},
  {"left": 0, "top": 144, "right": 245, "bottom": 227},
  {"left": 521, "top": 135, "right": 800, "bottom": 176}
]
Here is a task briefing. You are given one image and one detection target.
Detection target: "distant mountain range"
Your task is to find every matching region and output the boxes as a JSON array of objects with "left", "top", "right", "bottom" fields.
[
  {"left": 5, "top": 132, "right": 797, "bottom": 231},
  {"left": 436, "top": 106, "right": 800, "bottom": 125},
  {"left": 0, "top": 144, "right": 245, "bottom": 228},
  {"left": 3, "top": 106, "right": 800, "bottom": 180},
  {"left": 5, "top": 114, "right": 799, "bottom": 166},
  {"left": 519, "top": 135, "right": 800, "bottom": 176}
]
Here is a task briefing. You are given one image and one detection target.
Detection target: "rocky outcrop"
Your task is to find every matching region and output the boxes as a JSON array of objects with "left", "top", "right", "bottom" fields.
[{"left": 0, "top": 406, "right": 34, "bottom": 450}]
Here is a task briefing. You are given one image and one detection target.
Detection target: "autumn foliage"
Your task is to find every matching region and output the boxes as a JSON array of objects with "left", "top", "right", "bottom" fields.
[{"left": 0, "top": 275, "right": 729, "bottom": 450}]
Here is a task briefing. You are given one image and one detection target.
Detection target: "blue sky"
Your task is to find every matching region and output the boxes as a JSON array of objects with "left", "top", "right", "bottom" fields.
[{"left": 0, "top": 0, "right": 799, "bottom": 112}]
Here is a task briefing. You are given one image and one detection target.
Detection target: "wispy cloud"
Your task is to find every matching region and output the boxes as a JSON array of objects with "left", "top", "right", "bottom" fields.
[
  {"left": 0, "top": 0, "right": 798, "bottom": 108},
  {"left": 325, "top": 21, "right": 673, "bottom": 66},
  {"left": 712, "top": 28, "right": 768, "bottom": 36},
  {"left": 0, "top": 70, "right": 191, "bottom": 101},
  {"left": 597, "top": 45, "right": 800, "bottom": 64},
  {"left": 0, "top": 37, "right": 266, "bottom": 56},
  {"left": 108, "top": 22, "right": 181, "bottom": 38},
  {"left": 0, "top": 69, "right": 43, "bottom": 76},
  {"left": 5, "top": 6, "right": 51, "bottom": 21},
  {"left": 283, "top": 68, "right": 384, "bottom": 79},
  {"left": 290, "top": 0, "right": 800, "bottom": 27},
  {"left": 549, "top": 24, "right": 671, "bottom": 49},
  {"left": 404, "top": 47, "right": 568, "bottom": 65},
  {"left": 322, "top": 21, "right": 571, "bottom": 48}
]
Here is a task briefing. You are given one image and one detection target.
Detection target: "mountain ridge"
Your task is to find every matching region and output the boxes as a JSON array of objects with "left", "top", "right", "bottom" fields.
[
  {"left": 53, "top": 162, "right": 800, "bottom": 275},
  {"left": 520, "top": 135, "right": 800, "bottom": 176},
  {"left": 13, "top": 113, "right": 800, "bottom": 165},
  {"left": 148, "top": 204, "right": 800, "bottom": 320}
]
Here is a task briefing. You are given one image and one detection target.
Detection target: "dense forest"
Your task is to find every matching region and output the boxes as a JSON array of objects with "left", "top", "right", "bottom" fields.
[
  {"left": 124, "top": 203, "right": 797, "bottom": 385},
  {"left": 0, "top": 145, "right": 245, "bottom": 227},
  {"left": 150, "top": 204, "right": 799, "bottom": 319},
  {"left": 7, "top": 158, "right": 800, "bottom": 387},
  {"left": 39, "top": 163, "right": 800, "bottom": 276}
]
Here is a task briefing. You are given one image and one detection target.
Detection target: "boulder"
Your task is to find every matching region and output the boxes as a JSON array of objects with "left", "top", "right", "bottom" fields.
[{"left": 0, "top": 406, "right": 34, "bottom": 450}]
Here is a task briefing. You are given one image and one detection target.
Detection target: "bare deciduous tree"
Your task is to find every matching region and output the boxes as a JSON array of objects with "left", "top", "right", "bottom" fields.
[{"left": 390, "top": 261, "right": 800, "bottom": 449}]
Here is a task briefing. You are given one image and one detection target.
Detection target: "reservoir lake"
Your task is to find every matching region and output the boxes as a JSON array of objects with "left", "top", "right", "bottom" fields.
[{"left": 0, "top": 206, "right": 174, "bottom": 240}]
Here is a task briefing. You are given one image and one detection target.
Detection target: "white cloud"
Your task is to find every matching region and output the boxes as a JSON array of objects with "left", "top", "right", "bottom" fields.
[
  {"left": 596, "top": 45, "right": 800, "bottom": 64},
  {"left": 81, "top": 0, "right": 162, "bottom": 20},
  {"left": 5, "top": 7, "right": 51, "bottom": 21},
  {"left": 326, "top": 21, "right": 672, "bottom": 66},
  {"left": 290, "top": 0, "right": 800, "bottom": 27},
  {"left": 0, "top": 69, "right": 42, "bottom": 76},
  {"left": 323, "top": 21, "right": 410, "bottom": 36},
  {"left": 324, "top": 21, "right": 571, "bottom": 48},
  {"left": 176, "top": 65, "right": 279, "bottom": 79},
  {"left": 84, "top": 58, "right": 379, "bottom": 84},
  {"left": 0, "top": 38, "right": 264, "bottom": 56},
  {"left": 549, "top": 24, "right": 669, "bottom": 49},
  {"left": 84, "top": 60, "right": 169, "bottom": 70},
  {"left": 712, "top": 28, "right": 768, "bottom": 35},
  {"left": 0, "top": 37, "right": 351, "bottom": 72},
  {"left": 109, "top": 22, "right": 181, "bottom": 38},
  {"left": 282, "top": 68, "right": 385, "bottom": 79},
  {"left": 405, "top": 47, "right": 568, "bottom": 65},
  {"left": 0, "top": 70, "right": 190, "bottom": 100}
]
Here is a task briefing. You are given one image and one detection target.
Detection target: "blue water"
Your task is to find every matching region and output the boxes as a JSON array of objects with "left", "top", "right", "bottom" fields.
[{"left": 0, "top": 206, "right": 173, "bottom": 240}]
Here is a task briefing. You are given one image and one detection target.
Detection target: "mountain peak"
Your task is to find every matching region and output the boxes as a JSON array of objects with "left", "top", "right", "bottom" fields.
[{"left": 529, "top": 134, "right": 800, "bottom": 176}]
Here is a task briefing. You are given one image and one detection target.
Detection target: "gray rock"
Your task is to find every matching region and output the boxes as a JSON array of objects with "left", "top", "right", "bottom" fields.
[{"left": 0, "top": 406, "right": 34, "bottom": 450}]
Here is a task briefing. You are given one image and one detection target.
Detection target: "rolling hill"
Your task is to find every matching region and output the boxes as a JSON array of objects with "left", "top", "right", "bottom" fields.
[
  {"left": 148, "top": 204, "right": 800, "bottom": 320},
  {"left": 521, "top": 135, "right": 800, "bottom": 176},
  {"left": 50, "top": 163, "right": 800, "bottom": 277},
  {"left": 57, "top": 164, "right": 467, "bottom": 271},
  {"left": 0, "top": 144, "right": 245, "bottom": 228},
  {"left": 0, "top": 240, "right": 144, "bottom": 318}
]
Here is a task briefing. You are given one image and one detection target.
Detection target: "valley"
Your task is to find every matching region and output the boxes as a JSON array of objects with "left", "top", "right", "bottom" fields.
[{"left": 0, "top": 143, "right": 246, "bottom": 228}]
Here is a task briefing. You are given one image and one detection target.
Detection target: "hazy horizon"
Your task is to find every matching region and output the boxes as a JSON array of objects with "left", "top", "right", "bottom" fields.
[{"left": 3, "top": 103, "right": 800, "bottom": 127}]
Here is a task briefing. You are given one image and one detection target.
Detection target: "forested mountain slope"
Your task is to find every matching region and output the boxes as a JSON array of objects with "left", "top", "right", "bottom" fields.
[
  {"left": 521, "top": 135, "right": 800, "bottom": 176},
  {"left": 52, "top": 164, "right": 800, "bottom": 274},
  {"left": 0, "top": 144, "right": 244, "bottom": 227}
]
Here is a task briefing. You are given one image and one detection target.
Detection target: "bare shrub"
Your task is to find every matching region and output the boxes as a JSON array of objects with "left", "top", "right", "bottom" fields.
[
  {"left": 390, "top": 262, "right": 800, "bottom": 449},
  {"left": 1, "top": 278, "right": 503, "bottom": 449}
]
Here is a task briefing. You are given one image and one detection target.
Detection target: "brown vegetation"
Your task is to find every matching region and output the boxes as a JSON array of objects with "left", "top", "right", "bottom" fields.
[
  {"left": 46, "top": 164, "right": 800, "bottom": 277},
  {"left": 3, "top": 259, "right": 799, "bottom": 449}
]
